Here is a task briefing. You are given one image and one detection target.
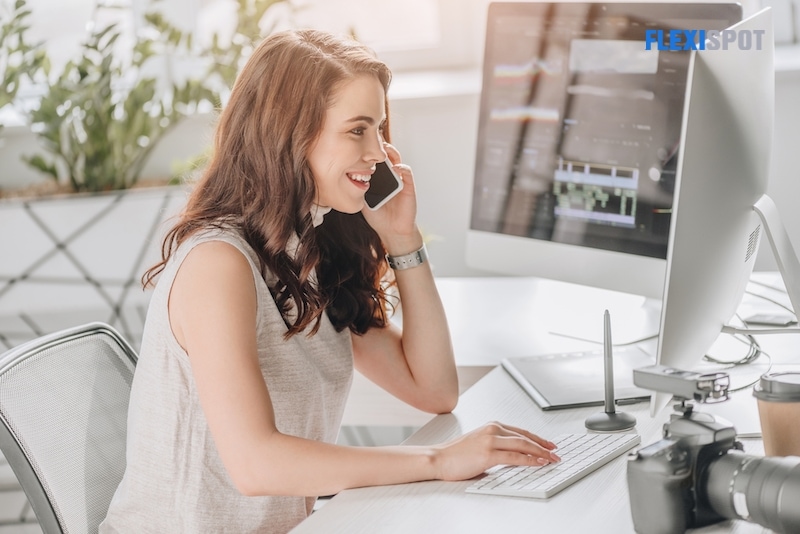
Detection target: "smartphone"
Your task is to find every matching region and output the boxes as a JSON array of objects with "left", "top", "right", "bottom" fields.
[{"left": 364, "top": 160, "right": 403, "bottom": 210}]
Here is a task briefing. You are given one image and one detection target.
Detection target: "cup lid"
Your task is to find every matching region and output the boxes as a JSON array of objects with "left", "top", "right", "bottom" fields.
[{"left": 753, "top": 372, "right": 800, "bottom": 402}]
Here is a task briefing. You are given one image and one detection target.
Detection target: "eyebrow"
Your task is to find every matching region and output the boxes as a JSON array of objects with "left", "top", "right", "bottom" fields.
[{"left": 345, "top": 115, "right": 385, "bottom": 124}]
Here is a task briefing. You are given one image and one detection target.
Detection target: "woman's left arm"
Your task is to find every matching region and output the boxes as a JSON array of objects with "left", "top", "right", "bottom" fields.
[{"left": 355, "top": 144, "right": 458, "bottom": 414}]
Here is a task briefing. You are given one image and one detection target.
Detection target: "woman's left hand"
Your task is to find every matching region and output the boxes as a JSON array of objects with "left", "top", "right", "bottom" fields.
[{"left": 361, "top": 143, "right": 423, "bottom": 254}]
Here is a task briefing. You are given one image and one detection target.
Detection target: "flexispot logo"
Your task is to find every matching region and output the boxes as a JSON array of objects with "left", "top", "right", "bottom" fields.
[{"left": 645, "top": 29, "right": 766, "bottom": 51}]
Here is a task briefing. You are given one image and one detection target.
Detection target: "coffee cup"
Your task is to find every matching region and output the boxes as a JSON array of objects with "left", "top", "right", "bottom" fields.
[{"left": 753, "top": 372, "right": 800, "bottom": 456}]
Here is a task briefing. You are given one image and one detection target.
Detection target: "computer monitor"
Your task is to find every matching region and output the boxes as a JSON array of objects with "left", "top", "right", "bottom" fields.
[
  {"left": 652, "top": 7, "right": 800, "bottom": 414},
  {"left": 467, "top": 2, "right": 742, "bottom": 303}
]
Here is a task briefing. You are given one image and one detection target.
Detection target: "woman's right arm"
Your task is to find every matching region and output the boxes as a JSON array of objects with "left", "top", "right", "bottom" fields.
[{"left": 168, "top": 241, "right": 559, "bottom": 497}]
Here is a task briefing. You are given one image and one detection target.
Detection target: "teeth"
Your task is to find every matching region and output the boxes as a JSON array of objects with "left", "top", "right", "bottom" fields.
[{"left": 349, "top": 174, "right": 371, "bottom": 183}]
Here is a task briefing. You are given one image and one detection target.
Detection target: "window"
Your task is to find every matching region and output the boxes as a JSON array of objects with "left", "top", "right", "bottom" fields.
[
  {"left": 19, "top": 0, "right": 488, "bottom": 75},
  {"left": 286, "top": 0, "right": 485, "bottom": 71}
]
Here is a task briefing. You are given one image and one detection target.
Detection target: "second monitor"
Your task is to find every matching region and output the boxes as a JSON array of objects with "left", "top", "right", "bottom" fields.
[{"left": 467, "top": 2, "right": 742, "bottom": 301}]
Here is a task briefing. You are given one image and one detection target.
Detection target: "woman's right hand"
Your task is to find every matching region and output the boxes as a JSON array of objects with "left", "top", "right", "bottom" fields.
[{"left": 431, "top": 422, "right": 561, "bottom": 482}]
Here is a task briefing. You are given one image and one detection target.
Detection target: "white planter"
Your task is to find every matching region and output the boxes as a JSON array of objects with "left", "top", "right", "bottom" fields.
[{"left": 0, "top": 186, "right": 188, "bottom": 351}]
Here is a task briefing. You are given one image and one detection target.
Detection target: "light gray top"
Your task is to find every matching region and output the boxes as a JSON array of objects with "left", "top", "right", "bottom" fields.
[{"left": 101, "top": 226, "right": 353, "bottom": 534}]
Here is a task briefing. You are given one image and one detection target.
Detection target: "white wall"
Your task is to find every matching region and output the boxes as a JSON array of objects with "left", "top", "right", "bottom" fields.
[
  {"left": 388, "top": 73, "right": 484, "bottom": 277},
  {"left": 760, "top": 67, "right": 800, "bottom": 270}
]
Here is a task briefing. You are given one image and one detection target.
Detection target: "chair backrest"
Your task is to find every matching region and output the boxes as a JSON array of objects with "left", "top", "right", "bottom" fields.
[{"left": 0, "top": 323, "right": 137, "bottom": 534}]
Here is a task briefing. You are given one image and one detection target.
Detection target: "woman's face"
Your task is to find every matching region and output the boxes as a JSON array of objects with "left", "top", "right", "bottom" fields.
[{"left": 307, "top": 74, "right": 388, "bottom": 213}]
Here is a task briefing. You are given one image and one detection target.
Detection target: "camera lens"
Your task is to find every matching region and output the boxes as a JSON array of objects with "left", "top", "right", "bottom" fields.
[{"left": 705, "top": 450, "right": 800, "bottom": 533}]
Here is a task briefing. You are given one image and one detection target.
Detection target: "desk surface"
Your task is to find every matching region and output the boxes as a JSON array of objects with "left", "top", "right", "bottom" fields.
[
  {"left": 435, "top": 273, "right": 798, "bottom": 368},
  {"left": 300, "top": 274, "right": 798, "bottom": 533},
  {"left": 295, "top": 367, "right": 780, "bottom": 534}
]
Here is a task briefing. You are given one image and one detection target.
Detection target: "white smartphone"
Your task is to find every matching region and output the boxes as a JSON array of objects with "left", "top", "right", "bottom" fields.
[{"left": 365, "top": 160, "right": 403, "bottom": 210}]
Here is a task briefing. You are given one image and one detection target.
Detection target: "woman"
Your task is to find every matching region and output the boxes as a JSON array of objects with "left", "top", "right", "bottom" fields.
[{"left": 101, "top": 29, "right": 559, "bottom": 533}]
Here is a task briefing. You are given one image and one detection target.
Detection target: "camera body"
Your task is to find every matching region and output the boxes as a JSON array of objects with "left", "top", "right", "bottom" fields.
[
  {"left": 627, "top": 406, "right": 742, "bottom": 533},
  {"left": 628, "top": 365, "right": 800, "bottom": 534}
]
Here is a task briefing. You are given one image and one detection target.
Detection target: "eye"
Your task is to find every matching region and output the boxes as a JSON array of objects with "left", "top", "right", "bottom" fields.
[{"left": 350, "top": 127, "right": 365, "bottom": 136}]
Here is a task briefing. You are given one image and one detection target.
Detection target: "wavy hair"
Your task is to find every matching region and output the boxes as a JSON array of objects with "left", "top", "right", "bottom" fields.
[{"left": 143, "top": 30, "right": 394, "bottom": 337}]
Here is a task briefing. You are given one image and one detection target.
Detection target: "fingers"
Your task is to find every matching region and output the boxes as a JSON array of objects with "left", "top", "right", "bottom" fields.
[
  {"left": 493, "top": 435, "right": 560, "bottom": 464},
  {"left": 383, "top": 142, "right": 401, "bottom": 164},
  {"left": 434, "top": 422, "right": 562, "bottom": 481},
  {"left": 390, "top": 163, "right": 413, "bottom": 187},
  {"left": 493, "top": 450, "right": 556, "bottom": 468},
  {"left": 493, "top": 422, "right": 558, "bottom": 451},
  {"left": 480, "top": 422, "right": 560, "bottom": 462}
]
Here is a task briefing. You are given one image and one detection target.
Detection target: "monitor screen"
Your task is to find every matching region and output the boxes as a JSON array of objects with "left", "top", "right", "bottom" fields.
[{"left": 468, "top": 2, "right": 742, "bottom": 299}]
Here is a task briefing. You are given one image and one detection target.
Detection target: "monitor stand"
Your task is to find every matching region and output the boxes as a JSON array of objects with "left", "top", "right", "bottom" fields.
[
  {"left": 724, "top": 194, "right": 800, "bottom": 335},
  {"left": 549, "top": 194, "right": 800, "bottom": 344}
]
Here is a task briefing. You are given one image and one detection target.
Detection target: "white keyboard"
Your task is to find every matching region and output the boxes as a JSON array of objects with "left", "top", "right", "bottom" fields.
[{"left": 466, "top": 432, "right": 640, "bottom": 499}]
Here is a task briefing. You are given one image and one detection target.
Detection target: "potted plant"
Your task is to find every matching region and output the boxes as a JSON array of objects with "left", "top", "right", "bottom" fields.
[
  {"left": 0, "top": 0, "right": 291, "bottom": 351},
  {"left": 22, "top": 14, "right": 220, "bottom": 192},
  {"left": 1, "top": 0, "right": 47, "bottom": 135}
]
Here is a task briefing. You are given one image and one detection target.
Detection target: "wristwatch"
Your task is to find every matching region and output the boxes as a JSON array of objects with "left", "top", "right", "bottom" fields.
[{"left": 386, "top": 244, "right": 428, "bottom": 270}]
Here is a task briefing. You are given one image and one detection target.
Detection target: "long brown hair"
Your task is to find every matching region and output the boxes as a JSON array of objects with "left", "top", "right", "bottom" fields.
[{"left": 143, "top": 30, "right": 394, "bottom": 337}]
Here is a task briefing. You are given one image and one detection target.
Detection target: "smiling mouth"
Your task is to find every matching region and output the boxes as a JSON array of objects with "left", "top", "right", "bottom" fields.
[{"left": 347, "top": 173, "right": 372, "bottom": 184}]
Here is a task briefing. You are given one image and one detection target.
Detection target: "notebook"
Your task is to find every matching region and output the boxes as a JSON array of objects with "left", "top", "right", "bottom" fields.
[{"left": 502, "top": 346, "right": 654, "bottom": 410}]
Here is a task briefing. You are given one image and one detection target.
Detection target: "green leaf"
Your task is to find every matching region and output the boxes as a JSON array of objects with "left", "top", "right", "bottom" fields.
[{"left": 22, "top": 154, "right": 58, "bottom": 180}]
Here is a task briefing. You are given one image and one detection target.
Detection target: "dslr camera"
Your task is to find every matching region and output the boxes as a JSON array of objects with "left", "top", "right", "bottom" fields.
[{"left": 627, "top": 365, "right": 800, "bottom": 534}]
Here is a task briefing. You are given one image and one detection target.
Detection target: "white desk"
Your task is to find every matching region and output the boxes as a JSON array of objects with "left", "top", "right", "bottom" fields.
[
  {"left": 342, "top": 273, "right": 798, "bottom": 428},
  {"left": 296, "top": 366, "right": 781, "bottom": 533},
  {"left": 436, "top": 273, "right": 798, "bottom": 367},
  {"left": 311, "top": 275, "right": 799, "bottom": 533},
  {"left": 341, "top": 276, "right": 662, "bottom": 428}
]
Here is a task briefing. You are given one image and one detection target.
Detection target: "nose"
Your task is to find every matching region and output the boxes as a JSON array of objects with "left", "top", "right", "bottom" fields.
[{"left": 364, "top": 130, "right": 387, "bottom": 164}]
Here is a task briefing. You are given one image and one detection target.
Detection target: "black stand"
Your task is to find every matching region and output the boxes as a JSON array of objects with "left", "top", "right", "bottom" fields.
[{"left": 585, "top": 310, "right": 637, "bottom": 432}]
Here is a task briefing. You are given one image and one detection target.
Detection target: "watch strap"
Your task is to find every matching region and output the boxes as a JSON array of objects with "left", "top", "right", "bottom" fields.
[{"left": 386, "top": 244, "right": 428, "bottom": 270}]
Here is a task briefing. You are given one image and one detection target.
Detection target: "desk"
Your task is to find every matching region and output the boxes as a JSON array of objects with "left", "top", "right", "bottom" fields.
[
  {"left": 309, "top": 275, "right": 799, "bottom": 533},
  {"left": 342, "top": 273, "right": 798, "bottom": 428},
  {"left": 296, "top": 367, "right": 781, "bottom": 534},
  {"left": 341, "top": 276, "right": 661, "bottom": 428},
  {"left": 437, "top": 273, "right": 798, "bottom": 367}
]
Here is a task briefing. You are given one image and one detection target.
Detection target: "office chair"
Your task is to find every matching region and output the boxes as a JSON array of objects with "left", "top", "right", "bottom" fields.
[
  {"left": 0, "top": 453, "right": 34, "bottom": 526},
  {"left": 0, "top": 323, "right": 137, "bottom": 534}
]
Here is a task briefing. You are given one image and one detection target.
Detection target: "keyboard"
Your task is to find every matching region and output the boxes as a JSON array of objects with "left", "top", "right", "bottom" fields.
[{"left": 466, "top": 432, "right": 640, "bottom": 499}]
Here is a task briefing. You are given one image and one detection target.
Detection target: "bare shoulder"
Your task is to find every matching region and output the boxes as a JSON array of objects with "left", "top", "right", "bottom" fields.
[
  {"left": 182, "top": 240, "right": 251, "bottom": 275},
  {"left": 173, "top": 239, "right": 256, "bottom": 301},
  {"left": 170, "top": 240, "right": 258, "bottom": 350}
]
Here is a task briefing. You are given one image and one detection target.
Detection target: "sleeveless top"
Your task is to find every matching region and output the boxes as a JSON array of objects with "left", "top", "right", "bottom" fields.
[{"left": 100, "top": 226, "right": 354, "bottom": 534}]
